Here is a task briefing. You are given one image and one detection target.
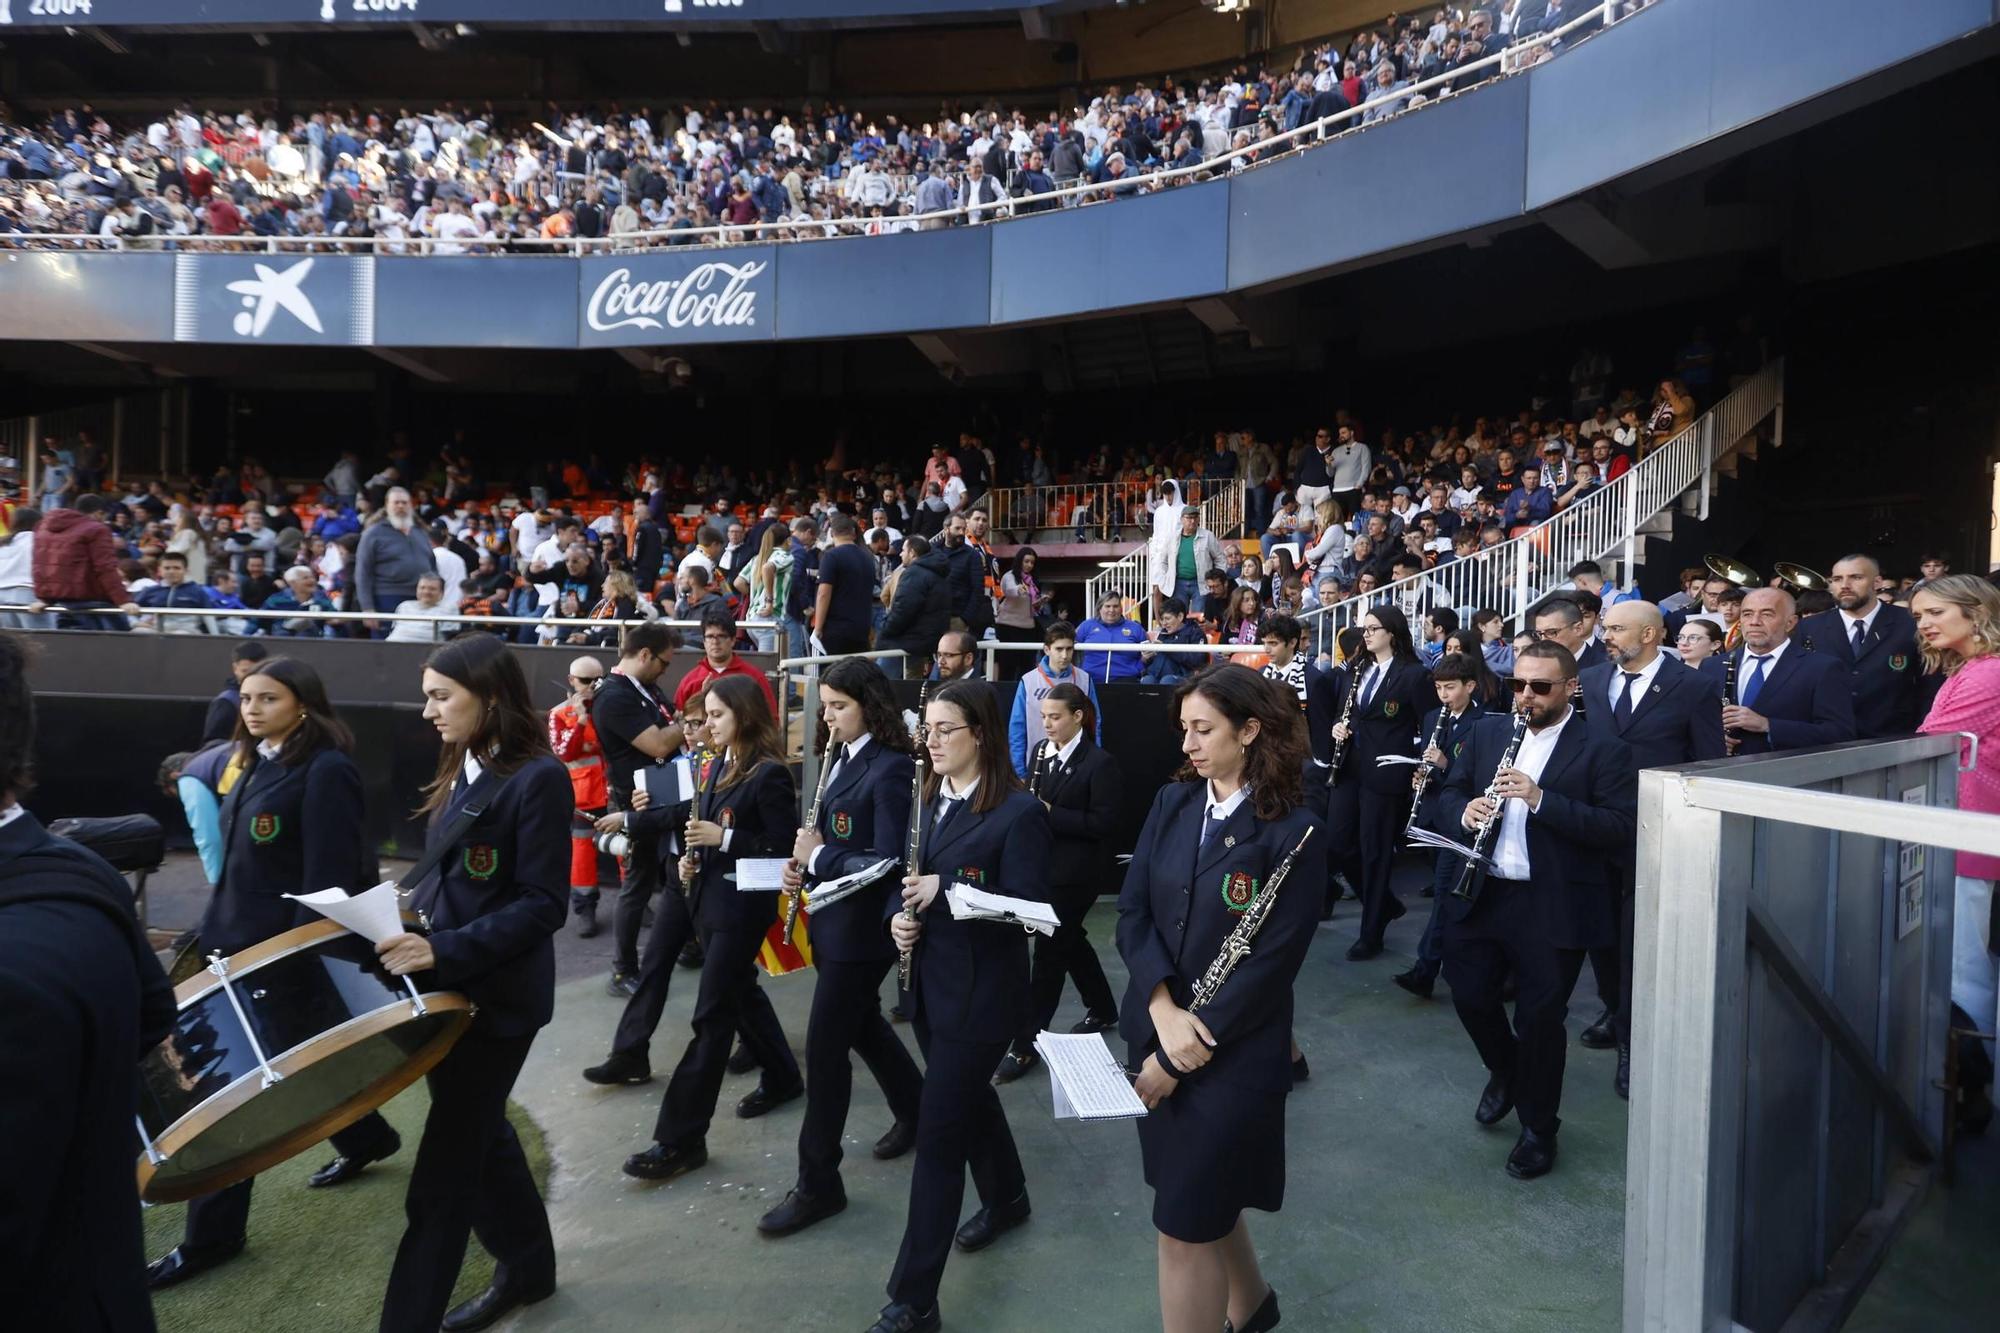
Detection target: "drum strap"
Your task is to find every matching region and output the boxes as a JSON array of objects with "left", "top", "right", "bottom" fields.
[{"left": 403, "top": 771, "right": 501, "bottom": 901}]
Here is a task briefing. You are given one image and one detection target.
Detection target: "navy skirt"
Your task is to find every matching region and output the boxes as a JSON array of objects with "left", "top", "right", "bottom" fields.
[{"left": 1136, "top": 1073, "right": 1289, "bottom": 1243}]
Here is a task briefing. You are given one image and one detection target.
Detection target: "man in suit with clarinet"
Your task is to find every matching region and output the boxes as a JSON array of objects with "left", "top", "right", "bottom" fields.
[
  {"left": 1575, "top": 601, "right": 1724, "bottom": 1098},
  {"left": 1721, "top": 587, "right": 1856, "bottom": 756},
  {"left": 1798, "top": 554, "right": 1922, "bottom": 740},
  {"left": 1436, "top": 641, "right": 1637, "bottom": 1180}
]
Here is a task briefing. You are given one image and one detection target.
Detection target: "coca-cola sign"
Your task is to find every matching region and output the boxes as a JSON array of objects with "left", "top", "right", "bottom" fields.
[{"left": 579, "top": 251, "right": 773, "bottom": 345}]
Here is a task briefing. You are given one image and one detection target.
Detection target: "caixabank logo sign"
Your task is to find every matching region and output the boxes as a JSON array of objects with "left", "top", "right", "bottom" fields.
[{"left": 173, "top": 254, "right": 375, "bottom": 345}]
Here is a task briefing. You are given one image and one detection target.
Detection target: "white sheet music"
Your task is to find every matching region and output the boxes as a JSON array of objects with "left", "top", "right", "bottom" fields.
[
  {"left": 804, "top": 857, "right": 898, "bottom": 910},
  {"left": 946, "top": 884, "right": 1059, "bottom": 935},
  {"left": 733, "top": 858, "right": 791, "bottom": 891},
  {"left": 1406, "top": 824, "right": 1490, "bottom": 864},
  {"left": 1033, "top": 1031, "right": 1147, "bottom": 1121},
  {"left": 1374, "top": 753, "right": 1423, "bottom": 766},
  {"left": 285, "top": 881, "right": 404, "bottom": 944}
]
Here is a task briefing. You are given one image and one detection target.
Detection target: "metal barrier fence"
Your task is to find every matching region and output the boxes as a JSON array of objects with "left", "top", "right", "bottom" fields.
[
  {"left": 0, "top": 4, "right": 1629, "bottom": 258},
  {"left": 1083, "top": 480, "right": 1248, "bottom": 617},
  {"left": 985, "top": 476, "right": 1242, "bottom": 544},
  {"left": 15, "top": 603, "right": 776, "bottom": 637},
  {"left": 1629, "top": 735, "right": 1991, "bottom": 1332}
]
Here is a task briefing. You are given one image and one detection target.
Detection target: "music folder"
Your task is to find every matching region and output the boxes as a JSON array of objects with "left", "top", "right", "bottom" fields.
[
  {"left": 1033, "top": 1031, "right": 1147, "bottom": 1121},
  {"left": 945, "top": 884, "right": 1059, "bottom": 934}
]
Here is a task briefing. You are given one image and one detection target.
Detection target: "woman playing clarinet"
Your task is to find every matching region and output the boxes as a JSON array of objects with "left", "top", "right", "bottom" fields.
[
  {"left": 620, "top": 674, "right": 804, "bottom": 1181},
  {"left": 867, "top": 679, "right": 1051, "bottom": 1333},
  {"left": 1118, "top": 664, "right": 1326, "bottom": 1333},
  {"left": 373, "top": 634, "right": 568, "bottom": 1332},
  {"left": 993, "top": 681, "right": 1122, "bottom": 1083},
  {"left": 758, "top": 658, "right": 925, "bottom": 1237}
]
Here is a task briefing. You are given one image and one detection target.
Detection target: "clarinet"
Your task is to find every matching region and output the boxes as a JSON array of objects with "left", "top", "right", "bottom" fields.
[
  {"left": 898, "top": 682, "right": 933, "bottom": 990},
  {"left": 1723, "top": 649, "right": 1739, "bottom": 748},
  {"left": 1328, "top": 653, "right": 1364, "bottom": 789},
  {"left": 1404, "top": 706, "right": 1452, "bottom": 835},
  {"left": 1190, "top": 826, "right": 1315, "bottom": 1010},
  {"left": 783, "top": 734, "right": 839, "bottom": 938},
  {"left": 1029, "top": 738, "right": 1052, "bottom": 800},
  {"left": 1449, "top": 710, "right": 1529, "bottom": 903}
]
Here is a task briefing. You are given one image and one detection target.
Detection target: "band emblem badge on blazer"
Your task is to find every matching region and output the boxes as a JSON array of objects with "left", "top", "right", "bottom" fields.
[
  {"left": 1384, "top": 700, "right": 1400, "bottom": 718},
  {"left": 1889, "top": 654, "right": 1908, "bottom": 672},
  {"left": 250, "top": 813, "right": 281, "bottom": 845},
  {"left": 832, "top": 810, "right": 852, "bottom": 839},
  {"left": 1221, "top": 870, "right": 1260, "bottom": 913},
  {"left": 463, "top": 845, "right": 499, "bottom": 880},
  {"left": 956, "top": 866, "right": 986, "bottom": 886}
]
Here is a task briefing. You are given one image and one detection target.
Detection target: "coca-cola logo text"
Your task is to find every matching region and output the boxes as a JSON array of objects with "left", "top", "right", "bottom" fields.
[{"left": 587, "top": 261, "right": 767, "bottom": 333}]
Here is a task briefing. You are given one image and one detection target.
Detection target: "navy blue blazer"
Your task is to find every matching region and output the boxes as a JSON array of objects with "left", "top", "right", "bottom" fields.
[
  {"left": 805, "top": 739, "right": 914, "bottom": 965},
  {"left": 688, "top": 757, "right": 796, "bottom": 936},
  {"left": 1035, "top": 737, "right": 1120, "bottom": 888},
  {"left": 1579, "top": 657, "right": 1725, "bottom": 773},
  {"left": 1798, "top": 605, "right": 1923, "bottom": 739},
  {"left": 1302, "top": 659, "right": 1342, "bottom": 766},
  {"left": 201, "top": 746, "right": 366, "bottom": 957},
  {"left": 1411, "top": 700, "right": 1486, "bottom": 825},
  {"left": 1116, "top": 784, "right": 1324, "bottom": 1092},
  {"left": 1332, "top": 656, "right": 1432, "bottom": 794},
  {"left": 1725, "top": 643, "right": 1857, "bottom": 755},
  {"left": 891, "top": 786, "right": 1051, "bottom": 1046},
  {"left": 1575, "top": 638, "right": 1609, "bottom": 673},
  {"left": 411, "top": 755, "right": 570, "bottom": 1039},
  {"left": 1436, "top": 711, "right": 1637, "bottom": 950}
]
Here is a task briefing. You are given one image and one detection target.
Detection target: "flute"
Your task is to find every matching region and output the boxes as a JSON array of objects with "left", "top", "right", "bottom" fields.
[{"left": 784, "top": 734, "right": 839, "bottom": 938}]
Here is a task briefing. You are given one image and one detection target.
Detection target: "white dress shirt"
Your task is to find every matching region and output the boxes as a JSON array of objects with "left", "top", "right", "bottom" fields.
[
  {"left": 0, "top": 803, "right": 23, "bottom": 831},
  {"left": 1736, "top": 637, "right": 1791, "bottom": 705},
  {"left": 1482, "top": 706, "right": 1573, "bottom": 882},
  {"left": 1050, "top": 729, "right": 1085, "bottom": 771},
  {"left": 1202, "top": 781, "right": 1250, "bottom": 840},
  {"left": 1606, "top": 650, "right": 1667, "bottom": 716},
  {"left": 1837, "top": 604, "right": 1881, "bottom": 647}
]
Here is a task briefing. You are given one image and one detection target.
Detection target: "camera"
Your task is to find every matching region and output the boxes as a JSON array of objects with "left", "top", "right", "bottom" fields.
[{"left": 594, "top": 830, "right": 631, "bottom": 859}]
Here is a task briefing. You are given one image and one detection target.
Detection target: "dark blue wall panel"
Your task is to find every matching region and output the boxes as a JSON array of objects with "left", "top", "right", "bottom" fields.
[
  {"left": 374, "top": 256, "right": 579, "bottom": 348},
  {"left": 987, "top": 185, "right": 1231, "bottom": 326},
  {"left": 0, "top": 252, "right": 174, "bottom": 342},
  {"left": 775, "top": 228, "right": 990, "bottom": 339},
  {"left": 1228, "top": 75, "right": 1529, "bottom": 291}
]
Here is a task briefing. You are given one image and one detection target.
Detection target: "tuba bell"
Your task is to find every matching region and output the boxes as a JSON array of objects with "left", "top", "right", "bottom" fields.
[
  {"left": 1704, "top": 553, "right": 1759, "bottom": 588},
  {"left": 1774, "top": 561, "right": 1829, "bottom": 593}
]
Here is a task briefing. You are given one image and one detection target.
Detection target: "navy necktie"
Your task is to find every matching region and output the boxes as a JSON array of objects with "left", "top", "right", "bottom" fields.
[
  {"left": 1359, "top": 664, "right": 1381, "bottom": 709},
  {"left": 1852, "top": 621, "right": 1867, "bottom": 656},
  {"left": 1200, "top": 809, "right": 1228, "bottom": 851},
  {"left": 932, "top": 795, "right": 961, "bottom": 835},
  {"left": 1614, "top": 671, "right": 1640, "bottom": 727},
  {"left": 1740, "top": 655, "right": 1772, "bottom": 710}
]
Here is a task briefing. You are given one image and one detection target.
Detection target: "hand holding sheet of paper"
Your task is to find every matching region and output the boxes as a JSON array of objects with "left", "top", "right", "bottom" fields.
[
  {"left": 285, "top": 881, "right": 405, "bottom": 944},
  {"left": 731, "top": 858, "right": 792, "bottom": 891}
]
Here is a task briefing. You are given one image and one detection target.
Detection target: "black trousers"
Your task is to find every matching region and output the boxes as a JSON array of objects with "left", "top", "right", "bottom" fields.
[
  {"left": 184, "top": 1110, "right": 398, "bottom": 1250},
  {"left": 653, "top": 922, "right": 802, "bottom": 1147},
  {"left": 1349, "top": 786, "right": 1407, "bottom": 947},
  {"left": 378, "top": 1031, "right": 552, "bottom": 1333},
  {"left": 1013, "top": 883, "right": 1117, "bottom": 1051},
  {"left": 886, "top": 1016, "right": 1025, "bottom": 1312},
  {"left": 1441, "top": 876, "right": 1587, "bottom": 1137},
  {"left": 611, "top": 869, "right": 781, "bottom": 1067},
  {"left": 1612, "top": 865, "right": 1636, "bottom": 1048},
  {"left": 797, "top": 956, "right": 924, "bottom": 1196},
  {"left": 610, "top": 816, "right": 662, "bottom": 978},
  {"left": 1325, "top": 774, "right": 1360, "bottom": 912}
]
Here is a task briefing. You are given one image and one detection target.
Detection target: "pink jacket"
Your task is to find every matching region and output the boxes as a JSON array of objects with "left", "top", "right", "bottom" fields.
[{"left": 1918, "top": 655, "right": 2000, "bottom": 880}]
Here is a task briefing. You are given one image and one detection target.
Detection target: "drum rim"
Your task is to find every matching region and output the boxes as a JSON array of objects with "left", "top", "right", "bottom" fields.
[
  {"left": 136, "top": 989, "right": 473, "bottom": 1205},
  {"left": 173, "top": 915, "right": 421, "bottom": 1008}
]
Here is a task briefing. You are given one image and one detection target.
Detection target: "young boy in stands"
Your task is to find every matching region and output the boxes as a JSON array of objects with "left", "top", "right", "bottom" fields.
[
  {"left": 1008, "top": 620, "right": 1102, "bottom": 778},
  {"left": 1139, "top": 596, "right": 1210, "bottom": 684}
]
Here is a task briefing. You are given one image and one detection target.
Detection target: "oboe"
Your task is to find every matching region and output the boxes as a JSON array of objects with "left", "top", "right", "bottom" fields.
[
  {"left": 1328, "top": 653, "right": 1364, "bottom": 789},
  {"left": 1404, "top": 706, "right": 1452, "bottom": 835},
  {"left": 1449, "top": 709, "right": 1529, "bottom": 903},
  {"left": 1190, "top": 826, "right": 1315, "bottom": 1010},
  {"left": 784, "top": 734, "right": 839, "bottom": 938},
  {"left": 898, "top": 683, "right": 933, "bottom": 989}
]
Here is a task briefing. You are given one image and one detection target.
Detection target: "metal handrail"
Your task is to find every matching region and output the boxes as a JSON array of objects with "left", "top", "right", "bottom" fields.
[
  {"left": 26, "top": 603, "right": 778, "bottom": 630},
  {"left": 0, "top": 5, "right": 1624, "bottom": 258}
]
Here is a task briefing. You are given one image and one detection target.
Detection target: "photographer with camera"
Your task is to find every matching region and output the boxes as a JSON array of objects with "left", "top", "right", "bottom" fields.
[{"left": 549, "top": 655, "right": 610, "bottom": 938}]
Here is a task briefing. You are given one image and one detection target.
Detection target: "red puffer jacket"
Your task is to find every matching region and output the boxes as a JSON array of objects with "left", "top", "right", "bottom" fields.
[{"left": 31, "top": 509, "right": 131, "bottom": 605}]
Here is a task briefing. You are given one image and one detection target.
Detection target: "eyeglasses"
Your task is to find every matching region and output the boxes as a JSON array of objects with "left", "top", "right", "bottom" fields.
[
  {"left": 1506, "top": 677, "right": 1567, "bottom": 696},
  {"left": 1532, "top": 627, "right": 1570, "bottom": 640},
  {"left": 928, "top": 722, "right": 973, "bottom": 741}
]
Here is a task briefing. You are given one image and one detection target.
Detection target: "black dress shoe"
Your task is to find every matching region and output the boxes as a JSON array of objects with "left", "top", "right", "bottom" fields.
[
  {"left": 1579, "top": 1007, "right": 1617, "bottom": 1049},
  {"left": 676, "top": 939, "right": 706, "bottom": 970},
  {"left": 726, "top": 1043, "right": 759, "bottom": 1075},
  {"left": 1068, "top": 1012, "right": 1117, "bottom": 1035},
  {"left": 574, "top": 901, "right": 600, "bottom": 938},
  {"left": 992, "top": 1049, "right": 1039, "bottom": 1084},
  {"left": 872, "top": 1120, "right": 917, "bottom": 1160},
  {"left": 1345, "top": 939, "right": 1383, "bottom": 961},
  {"left": 1391, "top": 968, "right": 1434, "bottom": 1000},
  {"left": 622, "top": 1141, "right": 707, "bottom": 1181},
  {"left": 1223, "top": 1286, "right": 1281, "bottom": 1333},
  {"left": 954, "top": 1190, "right": 1030, "bottom": 1252},
  {"left": 306, "top": 1130, "right": 400, "bottom": 1187},
  {"left": 146, "top": 1240, "right": 244, "bottom": 1291},
  {"left": 583, "top": 1051, "right": 653, "bottom": 1085},
  {"left": 1384, "top": 896, "right": 1407, "bottom": 925},
  {"left": 864, "top": 1302, "right": 941, "bottom": 1333},
  {"left": 757, "top": 1186, "right": 848, "bottom": 1237},
  {"left": 1474, "top": 1073, "right": 1514, "bottom": 1127},
  {"left": 1291, "top": 1054, "right": 1310, "bottom": 1084},
  {"left": 1615, "top": 1045, "right": 1631, "bottom": 1101},
  {"left": 736, "top": 1081, "right": 805, "bottom": 1119},
  {"left": 1419, "top": 884, "right": 1436, "bottom": 898},
  {"left": 606, "top": 970, "right": 640, "bottom": 999},
  {"left": 441, "top": 1269, "right": 556, "bottom": 1332},
  {"left": 1506, "top": 1126, "right": 1558, "bottom": 1180}
]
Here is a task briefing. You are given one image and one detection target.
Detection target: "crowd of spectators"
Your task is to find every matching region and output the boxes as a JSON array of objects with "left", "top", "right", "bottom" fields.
[{"left": 0, "top": 4, "right": 1650, "bottom": 249}]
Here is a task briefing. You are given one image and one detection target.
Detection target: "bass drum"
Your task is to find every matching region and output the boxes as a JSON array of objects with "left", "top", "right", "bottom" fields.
[{"left": 135, "top": 917, "right": 472, "bottom": 1205}]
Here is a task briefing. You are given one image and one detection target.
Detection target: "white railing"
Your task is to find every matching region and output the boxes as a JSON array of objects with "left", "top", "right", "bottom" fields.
[
  {"left": 0, "top": 4, "right": 1627, "bottom": 259},
  {"left": 1301, "top": 359, "right": 1784, "bottom": 636},
  {"left": 1083, "top": 480, "right": 1246, "bottom": 616},
  {"left": 987, "top": 476, "right": 1241, "bottom": 542},
  {"left": 17, "top": 604, "right": 777, "bottom": 634}
]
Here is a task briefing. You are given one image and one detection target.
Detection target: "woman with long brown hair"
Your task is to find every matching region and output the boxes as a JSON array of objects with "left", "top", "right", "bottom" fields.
[
  {"left": 373, "top": 633, "right": 569, "bottom": 1332},
  {"left": 868, "top": 678, "right": 1052, "bottom": 1333},
  {"left": 1117, "top": 664, "right": 1324, "bottom": 1333},
  {"left": 620, "top": 672, "right": 804, "bottom": 1181},
  {"left": 147, "top": 657, "right": 403, "bottom": 1293}
]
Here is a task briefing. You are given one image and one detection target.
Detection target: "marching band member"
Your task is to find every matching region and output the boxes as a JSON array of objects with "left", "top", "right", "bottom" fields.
[
  {"left": 548, "top": 655, "right": 608, "bottom": 937},
  {"left": 1117, "top": 664, "right": 1324, "bottom": 1333},
  {"left": 1434, "top": 642, "right": 1636, "bottom": 1180},
  {"left": 1327, "top": 605, "right": 1432, "bottom": 960},
  {"left": 621, "top": 675, "right": 804, "bottom": 1181},
  {"left": 869, "top": 679, "right": 1051, "bottom": 1333},
  {"left": 994, "top": 681, "right": 1122, "bottom": 1084},
  {"left": 375, "top": 634, "right": 567, "bottom": 1332},
  {"left": 148, "top": 657, "right": 402, "bottom": 1291},
  {"left": 1719, "top": 587, "right": 1855, "bottom": 755},
  {"left": 759, "top": 659, "right": 924, "bottom": 1237},
  {"left": 1394, "top": 652, "right": 1490, "bottom": 1000}
]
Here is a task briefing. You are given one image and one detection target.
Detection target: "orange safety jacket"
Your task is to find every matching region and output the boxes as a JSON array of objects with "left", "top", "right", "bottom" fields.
[{"left": 548, "top": 700, "right": 608, "bottom": 809}]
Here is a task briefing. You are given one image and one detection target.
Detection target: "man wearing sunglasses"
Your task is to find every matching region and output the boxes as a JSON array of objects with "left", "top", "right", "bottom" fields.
[{"left": 1435, "top": 641, "right": 1637, "bottom": 1181}]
